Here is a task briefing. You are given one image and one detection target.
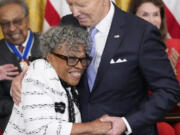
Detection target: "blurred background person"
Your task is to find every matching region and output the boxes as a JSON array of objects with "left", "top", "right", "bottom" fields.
[
  {"left": 128, "top": 0, "right": 179, "bottom": 75},
  {"left": 0, "top": 0, "right": 41, "bottom": 132},
  {"left": 128, "top": 0, "right": 180, "bottom": 134}
]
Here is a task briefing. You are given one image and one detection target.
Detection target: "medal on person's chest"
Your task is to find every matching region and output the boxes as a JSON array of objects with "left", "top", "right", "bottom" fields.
[
  {"left": 7, "top": 30, "right": 34, "bottom": 71},
  {"left": 19, "top": 60, "right": 29, "bottom": 71}
]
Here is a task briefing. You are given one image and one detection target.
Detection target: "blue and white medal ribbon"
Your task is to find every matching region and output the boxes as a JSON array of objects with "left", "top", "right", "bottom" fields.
[{"left": 7, "top": 30, "right": 34, "bottom": 70}]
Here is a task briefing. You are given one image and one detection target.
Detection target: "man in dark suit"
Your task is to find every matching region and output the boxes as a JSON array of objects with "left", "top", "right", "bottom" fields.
[
  {"left": 64, "top": 0, "right": 180, "bottom": 134},
  {"left": 0, "top": 0, "right": 41, "bottom": 132},
  {"left": 11, "top": 0, "right": 180, "bottom": 134}
]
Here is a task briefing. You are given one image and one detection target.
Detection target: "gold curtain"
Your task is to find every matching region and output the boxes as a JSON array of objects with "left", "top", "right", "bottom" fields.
[
  {"left": 116, "top": 0, "right": 130, "bottom": 11},
  {"left": 0, "top": 28, "right": 3, "bottom": 39},
  {"left": 0, "top": 0, "right": 46, "bottom": 39},
  {"left": 26, "top": 0, "right": 46, "bottom": 32}
]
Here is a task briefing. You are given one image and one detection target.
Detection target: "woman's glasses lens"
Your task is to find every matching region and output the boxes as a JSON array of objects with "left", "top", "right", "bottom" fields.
[{"left": 51, "top": 52, "right": 92, "bottom": 67}]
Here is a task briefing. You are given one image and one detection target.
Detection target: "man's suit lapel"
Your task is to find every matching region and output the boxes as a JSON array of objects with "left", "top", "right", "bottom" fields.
[
  {"left": 0, "top": 40, "right": 19, "bottom": 66},
  {"left": 92, "top": 6, "right": 126, "bottom": 93},
  {"left": 31, "top": 33, "right": 40, "bottom": 57}
]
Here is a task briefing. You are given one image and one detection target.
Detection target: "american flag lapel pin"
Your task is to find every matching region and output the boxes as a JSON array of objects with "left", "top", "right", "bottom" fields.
[{"left": 114, "top": 34, "right": 120, "bottom": 38}]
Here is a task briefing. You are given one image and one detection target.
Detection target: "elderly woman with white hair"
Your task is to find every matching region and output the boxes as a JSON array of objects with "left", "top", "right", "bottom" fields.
[{"left": 4, "top": 25, "right": 111, "bottom": 135}]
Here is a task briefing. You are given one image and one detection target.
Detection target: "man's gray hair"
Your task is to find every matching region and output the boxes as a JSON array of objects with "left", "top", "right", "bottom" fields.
[
  {"left": 0, "top": 0, "right": 29, "bottom": 16},
  {"left": 39, "top": 25, "right": 92, "bottom": 57}
]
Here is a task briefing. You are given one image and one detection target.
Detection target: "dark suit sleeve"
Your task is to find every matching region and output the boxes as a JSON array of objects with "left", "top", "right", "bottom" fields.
[
  {"left": 0, "top": 81, "right": 13, "bottom": 117},
  {"left": 126, "top": 25, "right": 180, "bottom": 131}
]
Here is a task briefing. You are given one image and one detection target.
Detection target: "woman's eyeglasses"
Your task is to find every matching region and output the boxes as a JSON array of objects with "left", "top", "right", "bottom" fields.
[{"left": 51, "top": 52, "right": 92, "bottom": 67}]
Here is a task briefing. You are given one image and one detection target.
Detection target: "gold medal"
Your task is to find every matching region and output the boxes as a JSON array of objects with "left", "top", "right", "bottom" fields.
[{"left": 20, "top": 60, "right": 28, "bottom": 71}]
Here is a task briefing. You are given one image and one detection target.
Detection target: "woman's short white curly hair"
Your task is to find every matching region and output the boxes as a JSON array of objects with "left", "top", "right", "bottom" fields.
[{"left": 39, "top": 25, "right": 91, "bottom": 57}]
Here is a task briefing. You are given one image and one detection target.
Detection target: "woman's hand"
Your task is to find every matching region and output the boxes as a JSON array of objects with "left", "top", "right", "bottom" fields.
[
  {"left": 177, "top": 101, "right": 180, "bottom": 107},
  {"left": 168, "top": 48, "right": 179, "bottom": 75},
  {"left": 71, "top": 115, "right": 111, "bottom": 135},
  {"left": 88, "top": 115, "right": 112, "bottom": 135}
]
